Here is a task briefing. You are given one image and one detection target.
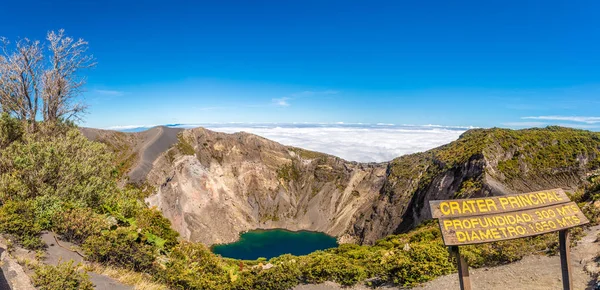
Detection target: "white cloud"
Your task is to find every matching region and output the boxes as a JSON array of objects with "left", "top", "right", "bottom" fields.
[
  {"left": 103, "top": 123, "right": 469, "bottom": 162},
  {"left": 522, "top": 116, "right": 600, "bottom": 124},
  {"left": 94, "top": 89, "right": 125, "bottom": 96},
  {"left": 105, "top": 124, "right": 157, "bottom": 130},
  {"left": 270, "top": 90, "right": 339, "bottom": 107},
  {"left": 201, "top": 124, "right": 466, "bottom": 162},
  {"left": 272, "top": 97, "right": 290, "bottom": 107}
]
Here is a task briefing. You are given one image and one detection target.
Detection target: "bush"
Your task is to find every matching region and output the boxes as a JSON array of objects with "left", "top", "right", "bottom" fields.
[
  {"left": 136, "top": 207, "right": 179, "bottom": 251},
  {"left": 33, "top": 195, "right": 65, "bottom": 230},
  {"left": 53, "top": 207, "right": 109, "bottom": 244},
  {"left": 32, "top": 260, "right": 94, "bottom": 290},
  {"left": 83, "top": 227, "right": 156, "bottom": 272},
  {"left": 0, "top": 112, "right": 24, "bottom": 148},
  {"left": 382, "top": 242, "right": 453, "bottom": 286},
  {"left": 176, "top": 133, "right": 195, "bottom": 155},
  {"left": 300, "top": 253, "right": 367, "bottom": 286},
  {"left": 247, "top": 261, "right": 301, "bottom": 290},
  {"left": 0, "top": 200, "right": 43, "bottom": 249},
  {"left": 157, "top": 242, "right": 229, "bottom": 289},
  {"left": 0, "top": 128, "right": 116, "bottom": 207}
]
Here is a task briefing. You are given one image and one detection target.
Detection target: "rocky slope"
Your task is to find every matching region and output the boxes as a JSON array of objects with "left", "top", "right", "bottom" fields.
[
  {"left": 350, "top": 127, "right": 600, "bottom": 243},
  {"left": 145, "top": 128, "right": 388, "bottom": 245},
  {"left": 87, "top": 126, "right": 600, "bottom": 246},
  {"left": 81, "top": 126, "right": 183, "bottom": 183}
]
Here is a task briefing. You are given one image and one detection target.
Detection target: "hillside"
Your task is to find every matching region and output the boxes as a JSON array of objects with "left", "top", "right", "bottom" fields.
[
  {"left": 352, "top": 127, "right": 600, "bottom": 243},
  {"left": 2, "top": 120, "right": 600, "bottom": 289},
  {"left": 88, "top": 126, "right": 600, "bottom": 245},
  {"left": 80, "top": 126, "right": 184, "bottom": 183}
]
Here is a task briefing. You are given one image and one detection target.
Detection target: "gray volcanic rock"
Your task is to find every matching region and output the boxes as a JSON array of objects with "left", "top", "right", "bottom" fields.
[
  {"left": 145, "top": 128, "right": 387, "bottom": 245},
  {"left": 85, "top": 126, "right": 600, "bottom": 245},
  {"left": 127, "top": 126, "right": 183, "bottom": 183}
]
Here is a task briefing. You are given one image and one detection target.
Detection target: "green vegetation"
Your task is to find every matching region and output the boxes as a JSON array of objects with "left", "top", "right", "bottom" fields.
[
  {"left": 387, "top": 127, "right": 600, "bottom": 201},
  {"left": 455, "top": 178, "right": 483, "bottom": 198},
  {"left": 289, "top": 147, "right": 327, "bottom": 160},
  {"left": 176, "top": 133, "right": 196, "bottom": 155},
  {"left": 97, "top": 131, "right": 138, "bottom": 177},
  {"left": 0, "top": 200, "right": 44, "bottom": 249},
  {"left": 489, "top": 127, "right": 600, "bottom": 178},
  {"left": 1, "top": 117, "right": 599, "bottom": 289},
  {"left": 32, "top": 261, "right": 94, "bottom": 290},
  {"left": 277, "top": 162, "right": 301, "bottom": 182},
  {"left": 53, "top": 207, "right": 110, "bottom": 245}
]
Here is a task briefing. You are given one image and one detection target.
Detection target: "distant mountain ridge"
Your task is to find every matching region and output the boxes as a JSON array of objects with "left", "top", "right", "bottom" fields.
[
  {"left": 102, "top": 123, "right": 470, "bottom": 163},
  {"left": 83, "top": 126, "right": 600, "bottom": 245}
]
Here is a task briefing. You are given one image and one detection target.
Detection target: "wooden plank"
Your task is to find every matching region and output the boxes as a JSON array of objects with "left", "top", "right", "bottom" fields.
[
  {"left": 430, "top": 188, "right": 569, "bottom": 218},
  {"left": 559, "top": 230, "right": 573, "bottom": 290},
  {"left": 451, "top": 246, "right": 472, "bottom": 290},
  {"left": 438, "top": 202, "right": 588, "bottom": 246}
]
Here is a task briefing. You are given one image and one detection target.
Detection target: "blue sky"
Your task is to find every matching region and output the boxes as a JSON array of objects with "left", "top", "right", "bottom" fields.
[{"left": 1, "top": 0, "right": 599, "bottom": 130}]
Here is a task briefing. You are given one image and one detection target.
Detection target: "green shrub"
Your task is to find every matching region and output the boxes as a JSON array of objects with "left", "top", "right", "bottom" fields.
[
  {"left": 0, "top": 112, "right": 24, "bottom": 148},
  {"left": 0, "top": 200, "right": 43, "bottom": 249},
  {"left": 83, "top": 227, "right": 156, "bottom": 272},
  {"left": 136, "top": 207, "right": 179, "bottom": 251},
  {"left": 53, "top": 207, "right": 109, "bottom": 244},
  {"left": 382, "top": 242, "right": 453, "bottom": 286},
  {"left": 157, "top": 242, "right": 229, "bottom": 289},
  {"left": 176, "top": 133, "right": 195, "bottom": 155},
  {"left": 300, "top": 253, "right": 367, "bottom": 286},
  {"left": 32, "top": 260, "right": 94, "bottom": 290},
  {"left": 277, "top": 162, "right": 300, "bottom": 182},
  {"left": 33, "top": 195, "right": 65, "bottom": 230},
  {"left": 0, "top": 128, "right": 116, "bottom": 207},
  {"left": 247, "top": 261, "right": 301, "bottom": 290}
]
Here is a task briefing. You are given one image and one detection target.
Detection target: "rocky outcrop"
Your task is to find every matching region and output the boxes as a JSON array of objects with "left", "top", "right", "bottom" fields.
[
  {"left": 145, "top": 128, "right": 387, "bottom": 245},
  {"left": 85, "top": 126, "right": 600, "bottom": 245},
  {"left": 350, "top": 128, "right": 600, "bottom": 243}
]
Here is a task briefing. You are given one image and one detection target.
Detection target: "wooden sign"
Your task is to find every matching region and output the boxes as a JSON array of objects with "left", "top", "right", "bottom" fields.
[
  {"left": 439, "top": 202, "right": 588, "bottom": 245},
  {"left": 429, "top": 188, "right": 589, "bottom": 290},
  {"left": 430, "top": 188, "right": 570, "bottom": 218}
]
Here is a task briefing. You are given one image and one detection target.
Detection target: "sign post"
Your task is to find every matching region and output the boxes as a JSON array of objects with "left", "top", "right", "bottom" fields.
[
  {"left": 559, "top": 230, "right": 573, "bottom": 290},
  {"left": 451, "top": 245, "right": 472, "bottom": 290},
  {"left": 429, "top": 188, "right": 588, "bottom": 290}
]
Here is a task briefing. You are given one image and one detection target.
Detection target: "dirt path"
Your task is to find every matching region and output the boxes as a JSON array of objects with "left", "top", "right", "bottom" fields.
[
  {"left": 128, "top": 126, "right": 183, "bottom": 183},
  {"left": 40, "top": 232, "right": 133, "bottom": 290},
  {"left": 296, "top": 225, "right": 600, "bottom": 290}
]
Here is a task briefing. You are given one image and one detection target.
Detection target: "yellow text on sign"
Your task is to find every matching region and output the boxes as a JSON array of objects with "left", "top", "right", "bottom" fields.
[
  {"left": 438, "top": 202, "right": 588, "bottom": 246},
  {"left": 430, "top": 188, "right": 568, "bottom": 218}
]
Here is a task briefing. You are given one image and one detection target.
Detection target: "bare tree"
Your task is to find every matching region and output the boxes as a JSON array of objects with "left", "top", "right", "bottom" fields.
[
  {"left": 43, "top": 30, "right": 95, "bottom": 123},
  {"left": 0, "top": 37, "right": 43, "bottom": 131},
  {"left": 0, "top": 30, "right": 95, "bottom": 129}
]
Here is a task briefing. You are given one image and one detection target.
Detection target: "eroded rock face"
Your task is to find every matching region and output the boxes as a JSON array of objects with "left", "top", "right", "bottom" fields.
[
  {"left": 102, "top": 126, "right": 599, "bottom": 245},
  {"left": 146, "top": 128, "right": 387, "bottom": 245}
]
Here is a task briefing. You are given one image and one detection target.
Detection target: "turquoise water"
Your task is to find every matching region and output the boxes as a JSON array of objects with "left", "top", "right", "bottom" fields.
[{"left": 212, "top": 229, "right": 339, "bottom": 260}]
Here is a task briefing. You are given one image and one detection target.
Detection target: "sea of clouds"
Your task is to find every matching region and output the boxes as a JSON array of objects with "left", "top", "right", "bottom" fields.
[{"left": 110, "top": 123, "right": 471, "bottom": 163}]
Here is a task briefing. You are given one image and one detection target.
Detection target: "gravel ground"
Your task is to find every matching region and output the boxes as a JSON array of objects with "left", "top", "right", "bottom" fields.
[{"left": 295, "top": 225, "right": 600, "bottom": 290}]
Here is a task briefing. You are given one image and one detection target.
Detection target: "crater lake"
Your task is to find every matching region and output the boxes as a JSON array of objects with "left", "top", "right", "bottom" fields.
[{"left": 211, "top": 229, "right": 339, "bottom": 260}]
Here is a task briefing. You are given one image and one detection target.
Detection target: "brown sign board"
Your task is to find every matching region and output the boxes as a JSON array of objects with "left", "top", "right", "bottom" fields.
[
  {"left": 438, "top": 202, "right": 588, "bottom": 245},
  {"left": 430, "top": 188, "right": 570, "bottom": 219},
  {"left": 430, "top": 188, "right": 586, "bottom": 290},
  {"left": 430, "top": 188, "right": 589, "bottom": 246}
]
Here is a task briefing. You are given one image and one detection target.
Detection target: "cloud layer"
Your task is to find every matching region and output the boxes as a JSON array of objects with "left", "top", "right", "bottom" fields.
[
  {"left": 108, "top": 123, "right": 468, "bottom": 162},
  {"left": 199, "top": 124, "right": 467, "bottom": 162}
]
